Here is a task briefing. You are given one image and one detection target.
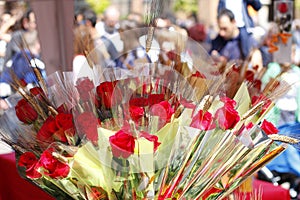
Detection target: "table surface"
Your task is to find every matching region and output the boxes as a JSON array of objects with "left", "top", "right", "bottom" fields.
[{"left": 0, "top": 151, "right": 290, "bottom": 200}]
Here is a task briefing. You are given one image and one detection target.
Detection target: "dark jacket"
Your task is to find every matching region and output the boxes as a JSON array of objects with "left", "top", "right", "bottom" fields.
[{"left": 210, "top": 28, "right": 257, "bottom": 60}]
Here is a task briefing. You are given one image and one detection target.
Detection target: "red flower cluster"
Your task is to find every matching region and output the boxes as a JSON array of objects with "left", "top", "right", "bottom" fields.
[
  {"left": 38, "top": 148, "right": 70, "bottom": 178},
  {"left": 37, "top": 113, "right": 74, "bottom": 144},
  {"left": 18, "top": 152, "right": 41, "bottom": 179},
  {"left": 215, "top": 97, "right": 240, "bottom": 130},
  {"left": 190, "top": 97, "right": 240, "bottom": 131},
  {"left": 96, "top": 81, "right": 122, "bottom": 109},
  {"left": 109, "top": 129, "right": 160, "bottom": 159},
  {"left": 18, "top": 148, "right": 70, "bottom": 179}
]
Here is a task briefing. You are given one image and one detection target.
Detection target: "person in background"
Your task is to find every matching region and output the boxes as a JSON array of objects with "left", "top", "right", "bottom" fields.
[
  {"left": 96, "top": 5, "right": 120, "bottom": 36},
  {"left": 95, "top": 5, "right": 123, "bottom": 52},
  {"left": 0, "top": 30, "right": 45, "bottom": 106},
  {"left": 218, "top": 0, "right": 262, "bottom": 59},
  {"left": 73, "top": 25, "right": 99, "bottom": 81},
  {"left": 0, "top": 11, "right": 16, "bottom": 72},
  {"left": 3, "top": 9, "right": 37, "bottom": 68},
  {"left": 74, "top": 9, "right": 85, "bottom": 27},
  {"left": 116, "top": 19, "right": 150, "bottom": 70},
  {"left": 210, "top": 9, "right": 257, "bottom": 63},
  {"left": 83, "top": 9, "right": 118, "bottom": 68}
]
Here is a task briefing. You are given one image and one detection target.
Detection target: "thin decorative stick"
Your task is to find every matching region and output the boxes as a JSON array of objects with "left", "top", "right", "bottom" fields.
[{"left": 145, "top": 0, "right": 163, "bottom": 52}]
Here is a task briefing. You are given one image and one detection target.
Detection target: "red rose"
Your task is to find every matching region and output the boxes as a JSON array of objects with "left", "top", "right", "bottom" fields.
[
  {"left": 25, "top": 163, "right": 42, "bottom": 179},
  {"left": 76, "top": 78, "right": 95, "bottom": 102},
  {"left": 96, "top": 81, "right": 121, "bottom": 109},
  {"left": 191, "top": 71, "right": 206, "bottom": 78},
  {"left": 220, "top": 96, "right": 236, "bottom": 108},
  {"left": 38, "top": 149, "right": 70, "bottom": 178},
  {"left": 253, "top": 79, "right": 262, "bottom": 91},
  {"left": 167, "top": 50, "right": 177, "bottom": 60},
  {"left": 150, "top": 101, "right": 174, "bottom": 129},
  {"left": 232, "top": 64, "right": 240, "bottom": 73},
  {"left": 140, "top": 131, "right": 161, "bottom": 152},
  {"left": 54, "top": 113, "right": 75, "bottom": 141},
  {"left": 150, "top": 101, "right": 174, "bottom": 121},
  {"left": 129, "top": 97, "right": 148, "bottom": 107},
  {"left": 30, "top": 87, "right": 45, "bottom": 98},
  {"left": 18, "top": 152, "right": 41, "bottom": 179},
  {"left": 75, "top": 112, "right": 99, "bottom": 142},
  {"left": 215, "top": 104, "right": 240, "bottom": 130},
  {"left": 37, "top": 113, "right": 73, "bottom": 144},
  {"left": 190, "top": 110, "right": 215, "bottom": 130},
  {"left": 56, "top": 104, "right": 69, "bottom": 114},
  {"left": 148, "top": 94, "right": 165, "bottom": 106},
  {"left": 129, "top": 105, "right": 144, "bottom": 122},
  {"left": 261, "top": 119, "right": 278, "bottom": 135},
  {"left": 37, "top": 116, "right": 58, "bottom": 143},
  {"left": 245, "top": 122, "right": 254, "bottom": 130},
  {"left": 15, "top": 99, "right": 38, "bottom": 124},
  {"left": 20, "top": 79, "right": 27, "bottom": 87},
  {"left": 251, "top": 95, "right": 261, "bottom": 105},
  {"left": 18, "top": 152, "right": 38, "bottom": 169},
  {"left": 109, "top": 129, "right": 136, "bottom": 159},
  {"left": 30, "top": 87, "right": 47, "bottom": 105},
  {"left": 55, "top": 113, "right": 74, "bottom": 132},
  {"left": 245, "top": 70, "right": 255, "bottom": 82},
  {"left": 278, "top": 2, "right": 288, "bottom": 13},
  {"left": 97, "top": 81, "right": 117, "bottom": 93}
]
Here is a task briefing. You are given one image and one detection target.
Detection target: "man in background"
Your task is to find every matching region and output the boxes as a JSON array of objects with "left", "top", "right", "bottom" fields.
[
  {"left": 210, "top": 9, "right": 257, "bottom": 63},
  {"left": 95, "top": 6, "right": 123, "bottom": 52},
  {"left": 83, "top": 9, "right": 119, "bottom": 67},
  {"left": 218, "top": 0, "right": 262, "bottom": 59}
]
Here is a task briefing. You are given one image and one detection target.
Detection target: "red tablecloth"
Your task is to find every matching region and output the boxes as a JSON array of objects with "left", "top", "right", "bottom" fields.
[
  {"left": 0, "top": 152, "right": 291, "bottom": 200},
  {"left": 231, "top": 179, "right": 290, "bottom": 200},
  {"left": 0, "top": 152, "right": 54, "bottom": 200},
  {"left": 252, "top": 179, "right": 290, "bottom": 200}
]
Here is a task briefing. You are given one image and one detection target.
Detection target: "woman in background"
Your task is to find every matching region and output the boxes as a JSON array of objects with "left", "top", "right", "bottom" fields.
[{"left": 73, "top": 25, "right": 100, "bottom": 81}]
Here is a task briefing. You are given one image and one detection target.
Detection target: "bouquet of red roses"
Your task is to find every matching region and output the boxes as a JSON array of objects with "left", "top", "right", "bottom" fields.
[{"left": 0, "top": 28, "right": 297, "bottom": 200}]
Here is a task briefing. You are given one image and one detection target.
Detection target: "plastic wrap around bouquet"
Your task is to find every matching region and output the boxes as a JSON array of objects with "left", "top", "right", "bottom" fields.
[{"left": 0, "top": 27, "right": 297, "bottom": 200}]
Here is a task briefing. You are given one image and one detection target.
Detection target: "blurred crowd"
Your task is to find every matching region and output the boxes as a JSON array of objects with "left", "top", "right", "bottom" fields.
[{"left": 0, "top": 1, "right": 300, "bottom": 198}]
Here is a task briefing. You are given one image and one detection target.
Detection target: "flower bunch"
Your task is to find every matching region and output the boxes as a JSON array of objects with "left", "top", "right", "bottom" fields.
[{"left": 0, "top": 28, "right": 297, "bottom": 200}]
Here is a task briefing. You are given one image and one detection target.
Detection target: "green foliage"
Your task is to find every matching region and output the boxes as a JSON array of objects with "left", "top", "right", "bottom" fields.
[
  {"left": 173, "top": 0, "right": 198, "bottom": 14},
  {"left": 86, "top": 0, "right": 110, "bottom": 14}
]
